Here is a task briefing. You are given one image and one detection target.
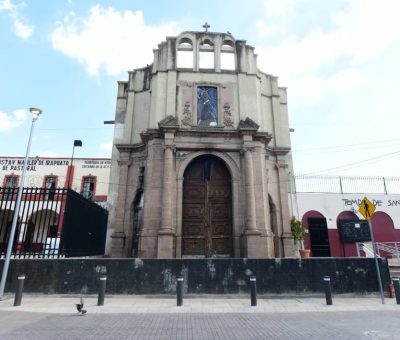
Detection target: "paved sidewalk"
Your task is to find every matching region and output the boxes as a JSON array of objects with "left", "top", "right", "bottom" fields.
[{"left": 0, "top": 294, "right": 399, "bottom": 314}]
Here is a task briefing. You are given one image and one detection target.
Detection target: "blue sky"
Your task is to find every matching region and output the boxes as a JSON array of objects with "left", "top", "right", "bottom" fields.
[{"left": 1, "top": 0, "right": 400, "bottom": 176}]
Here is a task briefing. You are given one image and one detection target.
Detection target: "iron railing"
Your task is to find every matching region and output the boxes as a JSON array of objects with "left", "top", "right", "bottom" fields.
[
  {"left": 0, "top": 187, "right": 107, "bottom": 258},
  {"left": 356, "top": 242, "right": 400, "bottom": 264},
  {"left": 295, "top": 175, "right": 400, "bottom": 194}
]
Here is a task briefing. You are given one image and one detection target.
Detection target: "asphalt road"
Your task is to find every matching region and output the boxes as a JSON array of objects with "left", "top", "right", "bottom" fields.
[{"left": 0, "top": 311, "right": 399, "bottom": 340}]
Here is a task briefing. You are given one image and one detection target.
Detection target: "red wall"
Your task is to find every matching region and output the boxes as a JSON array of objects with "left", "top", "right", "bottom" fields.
[
  {"left": 301, "top": 210, "right": 324, "bottom": 251},
  {"left": 301, "top": 210, "right": 400, "bottom": 258}
]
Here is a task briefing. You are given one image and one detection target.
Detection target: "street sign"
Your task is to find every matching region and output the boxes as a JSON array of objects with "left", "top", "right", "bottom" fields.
[{"left": 358, "top": 197, "right": 376, "bottom": 221}]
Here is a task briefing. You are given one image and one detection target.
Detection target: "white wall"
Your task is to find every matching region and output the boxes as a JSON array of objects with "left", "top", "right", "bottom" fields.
[{"left": 290, "top": 192, "right": 400, "bottom": 229}]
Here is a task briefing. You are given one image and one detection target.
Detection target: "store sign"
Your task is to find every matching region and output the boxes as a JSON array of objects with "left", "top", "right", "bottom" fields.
[{"left": 0, "top": 158, "right": 110, "bottom": 172}]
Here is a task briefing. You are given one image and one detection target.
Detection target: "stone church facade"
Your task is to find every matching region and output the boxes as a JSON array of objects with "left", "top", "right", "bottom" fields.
[{"left": 107, "top": 29, "right": 295, "bottom": 258}]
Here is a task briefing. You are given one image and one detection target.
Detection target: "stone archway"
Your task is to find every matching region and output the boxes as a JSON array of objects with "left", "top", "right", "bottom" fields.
[{"left": 181, "top": 155, "right": 233, "bottom": 257}]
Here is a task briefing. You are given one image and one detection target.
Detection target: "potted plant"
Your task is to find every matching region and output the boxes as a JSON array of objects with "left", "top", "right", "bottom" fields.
[{"left": 290, "top": 217, "right": 310, "bottom": 258}]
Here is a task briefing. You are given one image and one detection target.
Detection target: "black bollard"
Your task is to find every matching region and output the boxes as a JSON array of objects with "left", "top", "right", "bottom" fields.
[
  {"left": 250, "top": 276, "right": 257, "bottom": 307},
  {"left": 13, "top": 275, "right": 25, "bottom": 307},
  {"left": 324, "top": 276, "right": 333, "bottom": 305},
  {"left": 392, "top": 277, "right": 400, "bottom": 305},
  {"left": 177, "top": 277, "right": 183, "bottom": 307},
  {"left": 97, "top": 276, "right": 107, "bottom": 306}
]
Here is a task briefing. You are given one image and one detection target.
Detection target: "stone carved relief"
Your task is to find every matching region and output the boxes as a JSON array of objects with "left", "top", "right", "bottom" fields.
[
  {"left": 238, "top": 117, "right": 260, "bottom": 131},
  {"left": 117, "top": 158, "right": 132, "bottom": 167},
  {"left": 223, "top": 103, "right": 234, "bottom": 127},
  {"left": 181, "top": 102, "right": 192, "bottom": 126},
  {"left": 240, "top": 146, "right": 255, "bottom": 155},
  {"left": 158, "top": 115, "right": 178, "bottom": 128},
  {"left": 163, "top": 144, "right": 177, "bottom": 153}
]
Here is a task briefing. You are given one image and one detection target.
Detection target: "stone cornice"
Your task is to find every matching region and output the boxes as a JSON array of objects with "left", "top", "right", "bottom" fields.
[
  {"left": 139, "top": 126, "right": 274, "bottom": 148},
  {"left": 253, "top": 132, "right": 272, "bottom": 146},
  {"left": 140, "top": 129, "right": 162, "bottom": 143},
  {"left": 267, "top": 146, "right": 291, "bottom": 156},
  {"left": 238, "top": 117, "right": 260, "bottom": 133},
  {"left": 115, "top": 143, "right": 146, "bottom": 153},
  {"left": 158, "top": 115, "right": 179, "bottom": 132}
]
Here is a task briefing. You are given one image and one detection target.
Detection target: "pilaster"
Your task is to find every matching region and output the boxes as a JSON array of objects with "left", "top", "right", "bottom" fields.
[
  {"left": 157, "top": 119, "right": 178, "bottom": 258},
  {"left": 111, "top": 152, "right": 132, "bottom": 257}
]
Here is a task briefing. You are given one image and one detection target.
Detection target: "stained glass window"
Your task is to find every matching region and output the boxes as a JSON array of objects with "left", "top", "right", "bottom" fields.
[{"left": 197, "top": 86, "right": 218, "bottom": 127}]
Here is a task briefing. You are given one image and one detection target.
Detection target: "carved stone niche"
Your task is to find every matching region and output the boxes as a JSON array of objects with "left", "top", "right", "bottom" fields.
[
  {"left": 181, "top": 102, "right": 192, "bottom": 126},
  {"left": 223, "top": 103, "right": 234, "bottom": 127}
]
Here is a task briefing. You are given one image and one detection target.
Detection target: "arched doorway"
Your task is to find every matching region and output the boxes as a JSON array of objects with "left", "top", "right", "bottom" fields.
[
  {"left": 302, "top": 210, "right": 330, "bottom": 257},
  {"left": 269, "top": 195, "right": 281, "bottom": 257},
  {"left": 182, "top": 155, "right": 233, "bottom": 257}
]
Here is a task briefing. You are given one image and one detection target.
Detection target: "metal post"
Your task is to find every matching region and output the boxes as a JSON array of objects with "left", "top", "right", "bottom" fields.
[
  {"left": 323, "top": 276, "right": 333, "bottom": 305},
  {"left": 356, "top": 243, "right": 360, "bottom": 257},
  {"left": 69, "top": 146, "right": 75, "bottom": 188},
  {"left": 97, "top": 276, "right": 107, "bottom": 306},
  {"left": 368, "top": 220, "right": 385, "bottom": 304},
  {"left": 0, "top": 111, "right": 41, "bottom": 300},
  {"left": 392, "top": 277, "right": 400, "bottom": 305},
  {"left": 383, "top": 177, "right": 387, "bottom": 195},
  {"left": 177, "top": 277, "right": 183, "bottom": 306},
  {"left": 13, "top": 275, "right": 25, "bottom": 306},
  {"left": 250, "top": 276, "right": 257, "bottom": 306}
]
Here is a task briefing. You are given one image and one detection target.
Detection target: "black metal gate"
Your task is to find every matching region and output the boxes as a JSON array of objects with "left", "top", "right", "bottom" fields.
[
  {"left": 0, "top": 187, "right": 108, "bottom": 258},
  {"left": 308, "top": 218, "right": 331, "bottom": 257},
  {"left": 60, "top": 189, "right": 108, "bottom": 257}
]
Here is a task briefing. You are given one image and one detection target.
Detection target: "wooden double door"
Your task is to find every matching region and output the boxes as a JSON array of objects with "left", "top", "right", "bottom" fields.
[{"left": 182, "top": 156, "right": 233, "bottom": 257}]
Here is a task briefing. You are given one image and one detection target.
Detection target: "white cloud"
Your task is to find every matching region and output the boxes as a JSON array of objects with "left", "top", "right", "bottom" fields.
[
  {"left": 50, "top": 6, "right": 179, "bottom": 76},
  {"left": 0, "top": 0, "right": 34, "bottom": 39},
  {"left": 11, "top": 13, "right": 34, "bottom": 39},
  {"left": 100, "top": 141, "right": 112, "bottom": 151},
  {"left": 0, "top": 109, "right": 28, "bottom": 132},
  {"left": 256, "top": 0, "right": 400, "bottom": 105},
  {"left": 327, "top": 68, "right": 367, "bottom": 95},
  {"left": 0, "top": 0, "right": 14, "bottom": 10},
  {"left": 256, "top": 19, "right": 285, "bottom": 37},
  {"left": 262, "top": 0, "right": 295, "bottom": 16}
]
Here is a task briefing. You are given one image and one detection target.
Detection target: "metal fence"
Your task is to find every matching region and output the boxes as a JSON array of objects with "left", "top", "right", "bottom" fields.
[
  {"left": 0, "top": 187, "right": 108, "bottom": 258},
  {"left": 295, "top": 175, "right": 400, "bottom": 194}
]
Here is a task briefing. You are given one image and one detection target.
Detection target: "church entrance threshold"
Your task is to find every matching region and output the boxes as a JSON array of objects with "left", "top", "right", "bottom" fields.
[{"left": 182, "top": 155, "right": 233, "bottom": 257}]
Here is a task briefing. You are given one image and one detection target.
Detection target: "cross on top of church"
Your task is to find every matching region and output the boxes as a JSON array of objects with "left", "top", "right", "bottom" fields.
[{"left": 203, "top": 22, "right": 210, "bottom": 32}]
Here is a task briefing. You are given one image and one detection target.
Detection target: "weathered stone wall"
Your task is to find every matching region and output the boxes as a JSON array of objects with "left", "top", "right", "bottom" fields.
[{"left": 0, "top": 258, "right": 389, "bottom": 295}]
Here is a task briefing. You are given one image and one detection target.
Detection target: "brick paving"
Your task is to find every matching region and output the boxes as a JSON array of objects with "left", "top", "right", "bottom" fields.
[
  {"left": 0, "top": 295, "right": 400, "bottom": 339},
  {"left": 0, "top": 311, "right": 400, "bottom": 339}
]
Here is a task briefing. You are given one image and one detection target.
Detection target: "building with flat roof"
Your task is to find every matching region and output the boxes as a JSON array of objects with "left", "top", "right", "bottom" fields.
[{"left": 0, "top": 156, "right": 110, "bottom": 202}]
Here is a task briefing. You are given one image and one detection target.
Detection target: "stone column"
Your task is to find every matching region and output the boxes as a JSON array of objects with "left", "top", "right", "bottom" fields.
[
  {"left": 110, "top": 152, "right": 131, "bottom": 257},
  {"left": 244, "top": 147, "right": 257, "bottom": 232},
  {"left": 241, "top": 147, "right": 263, "bottom": 258},
  {"left": 157, "top": 144, "right": 175, "bottom": 258}
]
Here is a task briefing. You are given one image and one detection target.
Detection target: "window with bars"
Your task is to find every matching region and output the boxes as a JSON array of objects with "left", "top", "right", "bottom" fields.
[
  {"left": 82, "top": 176, "right": 95, "bottom": 200},
  {"left": 44, "top": 176, "right": 57, "bottom": 200},
  {"left": 4, "top": 175, "right": 18, "bottom": 200}
]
